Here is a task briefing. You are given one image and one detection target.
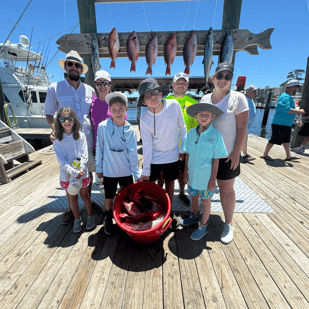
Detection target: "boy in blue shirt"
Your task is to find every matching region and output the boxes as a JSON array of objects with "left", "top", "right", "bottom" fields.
[{"left": 180, "top": 103, "right": 227, "bottom": 241}]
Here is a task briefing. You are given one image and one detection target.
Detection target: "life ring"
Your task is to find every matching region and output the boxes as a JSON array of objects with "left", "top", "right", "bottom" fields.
[{"left": 4, "top": 103, "right": 18, "bottom": 127}]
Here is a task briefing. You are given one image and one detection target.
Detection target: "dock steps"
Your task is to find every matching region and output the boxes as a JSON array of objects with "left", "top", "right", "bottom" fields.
[{"left": 6, "top": 159, "right": 42, "bottom": 180}]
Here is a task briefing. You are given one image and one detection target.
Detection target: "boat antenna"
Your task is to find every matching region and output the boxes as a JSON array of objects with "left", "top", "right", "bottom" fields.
[
  {"left": 37, "top": 44, "right": 46, "bottom": 70},
  {"left": 0, "top": 0, "right": 33, "bottom": 55},
  {"left": 46, "top": 23, "right": 79, "bottom": 69},
  {"left": 42, "top": 46, "right": 51, "bottom": 69},
  {"left": 26, "top": 27, "right": 34, "bottom": 72}
]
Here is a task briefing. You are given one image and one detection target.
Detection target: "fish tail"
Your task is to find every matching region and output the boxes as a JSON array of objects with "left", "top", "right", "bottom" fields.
[
  {"left": 145, "top": 65, "right": 152, "bottom": 75},
  {"left": 165, "top": 65, "right": 171, "bottom": 76},
  {"left": 130, "top": 60, "right": 136, "bottom": 72},
  {"left": 184, "top": 66, "right": 190, "bottom": 74},
  {"left": 110, "top": 59, "right": 116, "bottom": 69}
]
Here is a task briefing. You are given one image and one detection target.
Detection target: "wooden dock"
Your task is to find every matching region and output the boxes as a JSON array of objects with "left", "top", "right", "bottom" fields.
[{"left": 1, "top": 132, "right": 309, "bottom": 309}]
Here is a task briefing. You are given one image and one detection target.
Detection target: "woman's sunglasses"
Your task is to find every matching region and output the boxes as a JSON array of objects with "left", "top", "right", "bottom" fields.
[
  {"left": 109, "top": 123, "right": 126, "bottom": 153},
  {"left": 215, "top": 72, "right": 233, "bottom": 81},
  {"left": 59, "top": 116, "right": 75, "bottom": 123},
  {"left": 95, "top": 81, "right": 112, "bottom": 87},
  {"left": 143, "top": 89, "right": 161, "bottom": 99},
  {"left": 65, "top": 61, "right": 83, "bottom": 69}
]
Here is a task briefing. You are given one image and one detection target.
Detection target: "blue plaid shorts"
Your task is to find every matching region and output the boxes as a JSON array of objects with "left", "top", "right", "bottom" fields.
[{"left": 188, "top": 184, "right": 214, "bottom": 200}]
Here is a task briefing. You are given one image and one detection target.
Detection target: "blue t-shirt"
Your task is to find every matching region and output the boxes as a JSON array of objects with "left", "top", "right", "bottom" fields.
[
  {"left": 182, "top": 124, "right": 227, "bottom": 190},
  {"left": 272, "top": 93, "right": 295, "bottom": 127},
  {"left": 246, "top": 96, "right": 256, "bottom": 128}
]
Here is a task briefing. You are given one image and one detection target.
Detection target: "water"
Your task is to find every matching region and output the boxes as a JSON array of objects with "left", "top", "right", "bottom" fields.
[{"left": 128, "top": 107, "right": 277, "bottom": 140}]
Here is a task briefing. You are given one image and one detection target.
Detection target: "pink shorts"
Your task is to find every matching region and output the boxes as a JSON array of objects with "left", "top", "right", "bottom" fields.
[{"left": 60, "top": 177, "right": 90, "bottom": 190}]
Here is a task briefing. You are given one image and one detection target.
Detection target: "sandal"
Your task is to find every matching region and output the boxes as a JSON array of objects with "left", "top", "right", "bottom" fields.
[
  {"left": 285, "top": 156, "right": 300, "bottom": 161},
  {"left": 260, "top": 155, "right": 274, "bottom": 161}
]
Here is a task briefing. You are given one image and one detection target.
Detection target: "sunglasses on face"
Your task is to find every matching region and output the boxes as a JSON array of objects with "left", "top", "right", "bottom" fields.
[
  {"left": 59, "top": 116, "right": 75, "bottom": 123},
  {"left": 95, "top": 80, "right": 111, "bottom": 87},
  {"left": 215, "top": 72, "right": 233, "bottom": 81},
  {"left": 143, "top": 89, "right": 161, "bottom": 99},
  {"left": 65, "top": 61, "right": 83, "bottom": 69}
]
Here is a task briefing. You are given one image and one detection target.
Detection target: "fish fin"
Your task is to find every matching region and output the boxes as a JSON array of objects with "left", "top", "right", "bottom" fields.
[
  {"left": 212, "top": 60, "right": 214, "bottom": 65},
  {"left": 135, "top": 55, "right": 139, "bottom": 61},
  {"left": 145, "top": 66, "right": 152, "bottom": 76},
  {"left": 130, "top": 61, "right": 136, "bottom": 72},
  {"left": 184, "top": 66, "right": 190, "bottom": 75},
  {"left": 165, "top": 66, "right": 171, "bottom": 76},
  {"left": 110, "top": 59, "right": 115, "bottom": 69}
]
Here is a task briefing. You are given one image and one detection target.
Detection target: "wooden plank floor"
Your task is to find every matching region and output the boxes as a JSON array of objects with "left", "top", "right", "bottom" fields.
[{"left": 1, "top": 132, "right": 309, "bottom": 309}]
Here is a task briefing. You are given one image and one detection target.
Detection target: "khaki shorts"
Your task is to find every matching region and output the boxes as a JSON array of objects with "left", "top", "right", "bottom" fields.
[{"left": 87, "top": 147, "right": 96, "bottom": 173}]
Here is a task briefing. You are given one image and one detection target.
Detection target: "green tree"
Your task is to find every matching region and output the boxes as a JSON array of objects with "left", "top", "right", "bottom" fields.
[{"left": 281, "top": 69, "right": 305, "bottom": 86}]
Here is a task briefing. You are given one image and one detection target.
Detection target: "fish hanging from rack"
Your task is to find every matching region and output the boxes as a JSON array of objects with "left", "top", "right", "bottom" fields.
[
  {"left": 145, "top": 35, "right": 158, "bottom": 75},
  {"left": 91, "top": 33, "right": 101, "bottom": 74},
  {"left": 164, "top": 33, "right": 177, "bottom": 76},
  {"left": 108, "top": 27, "right": 119, "bottom": 69},
  {"left": 126, "top": 31, "right": 140, "bottom": 73},
  {"left": 203, "top": 27, "right": 214, "bottom": 85},
  {"left": 183, "top": 32, "right": 197, "bottom": 75},
  {"left": 219, "top": 31, "right": 233, "bottom": 63}
]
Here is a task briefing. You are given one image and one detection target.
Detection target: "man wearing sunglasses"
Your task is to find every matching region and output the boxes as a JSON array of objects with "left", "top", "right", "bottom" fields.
[
  {"left": 261, "top": 79, "right": 305, "bottom": 161},
  {"left": 44, "top": 50, "right": 102, "bottom": 225},
  {"left": 165, "top": 73, "right": 199, "bottom": 206}
]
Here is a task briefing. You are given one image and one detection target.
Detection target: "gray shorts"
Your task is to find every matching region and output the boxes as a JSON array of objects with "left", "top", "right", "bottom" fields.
[{"left": 87, "top": 147, "right": 96, "bottom": 173}]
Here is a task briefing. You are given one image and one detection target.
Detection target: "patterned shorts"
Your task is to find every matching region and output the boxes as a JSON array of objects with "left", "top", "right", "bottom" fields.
[
  {"left": 60, "top": 177, "right": 90, "bottom": 190},
  {"left": 188, "top": 184, "right": 214, "bottom": 200}
]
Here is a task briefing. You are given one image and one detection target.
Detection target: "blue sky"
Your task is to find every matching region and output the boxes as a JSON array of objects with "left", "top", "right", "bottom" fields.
[{"left": 1, "top": 0, "right": 309, "bottom": 90}]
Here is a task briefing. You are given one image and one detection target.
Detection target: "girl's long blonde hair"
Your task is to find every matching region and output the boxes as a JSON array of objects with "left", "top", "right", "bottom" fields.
[{"left": 54, "top": 107, "right": 81, "bottom": 141}]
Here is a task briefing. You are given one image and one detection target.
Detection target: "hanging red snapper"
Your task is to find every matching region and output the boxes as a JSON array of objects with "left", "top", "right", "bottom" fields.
[
  {"left": 164, "top": 33, "right": 177, "bottom": 75},
  {"left": 108, "top": 27, "right": 120, "bottom": 69},
  {"left": 183, "top": 32, "right": 197, "bottom": 75},
  {"left": 145, "top": 36, "right": 158, "bottom": 75},
  {"left": 126, "top": 31, "right": 140, "bottom": 72}
]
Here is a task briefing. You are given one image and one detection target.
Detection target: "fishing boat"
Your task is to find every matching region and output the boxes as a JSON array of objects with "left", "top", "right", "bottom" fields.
[{"left": 0, "top": 35, "right": 52, "bottom": 129}]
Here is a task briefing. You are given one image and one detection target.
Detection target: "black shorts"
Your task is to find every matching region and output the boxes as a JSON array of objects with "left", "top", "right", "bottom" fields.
[
  {"left": 298, "top": 123, "right": 309, "bottom": 137},
  {"left": 217, "top": 157, "right": 240, "bottom": 180},
  {"left": 103, "top": 175, "right": 134, "bottom": 199},
  {"left": 149, "top": 161, "right": 179, "bottom": 182},
  {"left": 269, "top": 124, "right": 291, "bottom": 145},
  {"left": 178, "top": 158, "right": 186, "bottom": 172}
]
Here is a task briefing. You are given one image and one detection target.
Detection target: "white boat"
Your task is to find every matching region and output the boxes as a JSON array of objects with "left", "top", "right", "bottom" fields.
[{"left": 0, "top": 35, "right": 52, "bottom": 128}]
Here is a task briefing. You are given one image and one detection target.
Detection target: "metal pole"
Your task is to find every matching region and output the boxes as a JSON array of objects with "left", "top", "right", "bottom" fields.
[{"left": 262, "top": 88, "right": 273, "bottom": 126}]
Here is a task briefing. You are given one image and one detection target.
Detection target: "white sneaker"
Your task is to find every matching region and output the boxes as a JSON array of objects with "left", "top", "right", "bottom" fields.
[
  {"left": 221, "top": 223, "right": 234, "bottom": 244},
  {"left": 291, "top": 145, "right": 305, "bottom": 153}
]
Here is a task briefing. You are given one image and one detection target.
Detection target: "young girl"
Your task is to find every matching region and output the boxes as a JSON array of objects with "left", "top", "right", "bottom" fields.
[
  {"left": 95, "top": 92, "right": 141, "bottom": 235},
  {"left": 53, "top": 107, "right": 95, "bottom": 233}
]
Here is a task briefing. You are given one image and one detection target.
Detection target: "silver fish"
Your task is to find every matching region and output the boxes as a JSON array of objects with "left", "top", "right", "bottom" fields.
[
  {"left": 145, "top": 36, "right": 158, "bottom": 75},
  {"left": 203, "top": 27, "right": 214, "bottom": 84},
  {"left": 126, "top": 31, "right": 140, "bottom": 73},
  {"left": 91, "top": 33, "right": 101, "bottom": 75},
  {"left": 183, "top": 32, "right": 197, "bottom": 75},
  {"left": 220, "top": 31, "right": 233, "bottom": 64},
  {"left": 108, "top": 27, "right": 120, "bottom": 69}
]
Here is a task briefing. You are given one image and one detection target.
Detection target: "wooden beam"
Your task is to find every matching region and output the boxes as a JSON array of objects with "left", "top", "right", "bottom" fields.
[
  {"left": 221, "top": 0, "right": 243, "bottom": 65},
  {"left": 76, "top": 0, "right": 97, "bottom": 88},
  {"left": 57, "top": 28, "right": 274, "bottom": 58}
]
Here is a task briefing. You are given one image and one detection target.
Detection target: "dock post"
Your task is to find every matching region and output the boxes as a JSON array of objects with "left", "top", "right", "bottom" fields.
[
  {"left": 76, "top": 0, "right": 97, "bottom": 89},
  {"left": 291, "top": 57, "right": 309, "bottom": 147},
  {"left": 221, "top": 0, "right": 243, "bottom": 65},
  {"left": 262, "top": 88, "right": 273, "bottom": 126}
]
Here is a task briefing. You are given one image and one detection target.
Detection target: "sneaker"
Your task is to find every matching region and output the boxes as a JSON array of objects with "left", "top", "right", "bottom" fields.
[
  {"left": 91, "top": 201, "right": 102, "bottom": 213},
  {"left": 190, "top": 222, "right": 208, "bottom": 241},
  {"left": 179, "top": 194, "right": 191, "bottom": 206},
  {"left": 62, "top": 208, "right": 74, "bottom": 225},
  {"left": 104, "top": 214, "right": 113, "bottom": 235},
  {"left": 180, "top": 211, "right": 200, "bottom": 227},
  {"left": 291, "top": 145, "right": 305, "bottom": 153},
  {"left": 221, "top": 223, "right": 234, "bottom": 244},
  {"left": 242, "top": 154, "right": 256, "bottom": 162},
  {"left": 73, "top": 218, "right": 83, "bottom": 234},
  {"left": 86, "top": 215, "right": 96, "bottom": 230}
]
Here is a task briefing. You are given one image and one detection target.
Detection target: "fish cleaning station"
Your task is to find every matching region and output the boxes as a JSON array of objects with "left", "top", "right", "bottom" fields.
[{"left": 1, "top": 1, "right": 309, "bottom": 308}]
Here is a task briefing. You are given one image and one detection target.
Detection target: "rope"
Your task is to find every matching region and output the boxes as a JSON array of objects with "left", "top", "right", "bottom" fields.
[
  {"left": 212, "top": 0, "right": 219, "bottom": 28},
  {"left": 109, "top": 4, "right": 114, "bottom": 28},
  {"left": 4, "top": 103, "right": 18, "bottom": 127},
  {"left": 125, "top": 3, "right": 133, "bottom": 31},
  {"left": 64, "top": 0, "right": 67, "bottom": 30},
  {"left": 142, "top": 3, "right": 150, "bottom": 31},
  {"left": 183, "top": 1, "right": 191, "bottom": 30},
  {"left": 41, "top": 145, "right": 55, "bottom": 155},
  {"left": 192, "top": 0, "right": 200, "bottom": 29}
]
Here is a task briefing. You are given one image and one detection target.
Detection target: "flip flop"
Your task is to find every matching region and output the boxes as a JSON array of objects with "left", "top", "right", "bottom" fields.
[
  {"left": 260, "top": 155, "right": 274, "bottom": 161},
  {"left": 285, "top": 156, "right": 300, "bottom": 161}
]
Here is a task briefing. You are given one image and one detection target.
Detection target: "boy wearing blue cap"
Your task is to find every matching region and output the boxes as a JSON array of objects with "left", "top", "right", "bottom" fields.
[{"left": 181, "top": 103, "right": 227, "bottom": 241}]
